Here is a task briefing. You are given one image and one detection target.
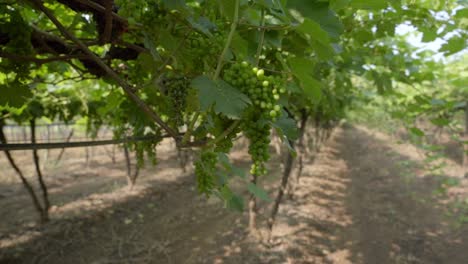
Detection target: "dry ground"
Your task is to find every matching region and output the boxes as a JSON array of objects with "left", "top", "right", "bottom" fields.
[{"left": 1, "top": 124, "right": 467, "bottom": 263}]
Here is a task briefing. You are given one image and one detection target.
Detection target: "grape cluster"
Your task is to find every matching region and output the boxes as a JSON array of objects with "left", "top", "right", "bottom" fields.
[
  {"left": 223, "top": 61, "right": 286, "bottom": 120},
  {"left": 244, "top": 119, "right": 271, "bottom": 175},
  {"left": 224, "top": 61, "right": 286, "bottom": 176},
  {"left": 188, "top": 32, "right": 224, "bottom": 68},
  {"left": 163, "top": 74, "right": 189, "bottom": 126},
  {"left": 194, "top": 151, "right": 217, "bottom": 196},
  {"left": 215, "top": 136, "right": 234, "bottom": 153},
  {"left": 140, "top": 2, "right": 169, "bottom": 26}
]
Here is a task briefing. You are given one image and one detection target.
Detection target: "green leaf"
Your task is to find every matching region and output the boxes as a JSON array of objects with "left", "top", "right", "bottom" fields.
[
  {"left": 292, "top": 2, "right": 344, "bottom": 39},
  {"left": 430, "top": 118, "right": 450, "bottom": 127},
  {"left": 143, "top": 33, "right": 161, "bottom": 61},
  {"left": 421, "top": 28, "right": 438, "bottom": 42},
  {"left": 455, "top": 8, "right": 468, "bottom": 19},
  {"left": 289, "top": 57, "right": 322, "bottom": 102},
  {"left": 289, "top": 57, "right": 315, "bottom": 77},
  {"left": 187, "top": 16, "right": 216, "bottom": 37},
  {"left": 331, "top": 0, "right": 350, "bottom": 10},
  {"left": 440, "top": 35, "right": 467, "bottom": 56},
  {"left": 219, "top": 186, "right": 244, "bottom": 211},
  {"left": 297, "top": 18, "right": 330, "bottom": 47},
  {"left": 273, "top": 112, "right": 299, "bottom": 140},
  {"left": 192, "top": 76, "right": 251, "bottom": 119},
  {"left": 247, "top": 183, "right": 272, "bottom": 202},
  {"left": 301, "top": 75, "right": 323, "bottom": 102},
  {"left": 350, "top": 0, "right": 388, "bottom": 9},
  {"left": 228, "top": 194, "right": 245, "bottom": 211},
  {"left": 162, "top": 0, "right": 186, "bottom": 10},
  {"left": 409, "top": 127, "right": 425, "bottom": 137},
  {"left": 231, "top": 32, "right": 248, "bottom": 56},
  {"left": 219, "top": 0, "right": 236, "bottom": 21},
  {"left": 0, "top": 82, "right": 32, "bottom": 108}
]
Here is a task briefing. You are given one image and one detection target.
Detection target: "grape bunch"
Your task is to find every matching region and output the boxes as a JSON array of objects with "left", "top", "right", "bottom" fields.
[
  {"left": 194, "top": 151, "right": 218, "bottom": 196},
  {"left": 223, "top": 61, "right": 286, "bottom": 121},
  {"left": 223, "top": 61, "right": 286, "bottom": 176},
  {"left": 163, "top": 74, "right": 190, "bottom": 126},
  {"left": 243, "top": 119, "right": 271, "bottom": 176},
  {"left": 188, "top": 32, "right": 225, "bottom": 68},
  {"left": 215, "top": 135, "right": 234, "bottom": 153}
]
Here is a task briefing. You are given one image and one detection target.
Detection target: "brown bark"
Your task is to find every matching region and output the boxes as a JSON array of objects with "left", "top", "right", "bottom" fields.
[
  {"left": 287, "top": 112, "right": 308, "bottom": 198},
  {"left": 0, "top": 121, "right": 46, "bottom": 223},
  {"left": 267, "top": 140, "right": 295, "bottom": 241},
  {"left": 55, "top": 128, "right": 74, "bottom": 165},
  {"left": 123, "top": 144, "right": 140, "bottom": 189},
  {"left": 30, "top": 120, "right": 50, "bottom": 222},
  {"left": 248, "top": 174, "right": 258, "bottom": 233}
]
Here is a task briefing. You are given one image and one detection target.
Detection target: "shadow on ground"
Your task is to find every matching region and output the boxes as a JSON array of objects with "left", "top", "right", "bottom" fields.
[{"left": 1, "top": 124, "right": 468, "bottom": 264}]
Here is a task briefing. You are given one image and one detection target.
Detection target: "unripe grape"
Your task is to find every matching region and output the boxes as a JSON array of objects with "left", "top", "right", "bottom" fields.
[{"left": 256, "top": 69, "right": 265, "bottom": 78}]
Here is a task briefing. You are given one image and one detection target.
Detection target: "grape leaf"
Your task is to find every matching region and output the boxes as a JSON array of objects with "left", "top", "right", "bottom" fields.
[
  {"left": 273, "top": 113, "right": 299, "bottom": 140},
  {"left": 440, "top": 36, "right": 467, "bottom": 56},
  {"left": 0, "top": 83, "right": 32, "bottom": 108},
  {"left": 297, "top": 18, "right": 330, "bottom": 47},
  {"left": 247, "top": 183, "right": 272, "bottom": 202},
  {"left": 192, "top": 76, "right": 251, "bottom": 119},
  {"left": 162, "top": 0, "right": 186, "bottom": 10},
  {"left": 350, "top": 0, "right": 388, "bottom": 9}
]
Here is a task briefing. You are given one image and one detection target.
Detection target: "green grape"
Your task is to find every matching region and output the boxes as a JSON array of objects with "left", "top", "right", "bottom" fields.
[
  {"left": 222, "top": 60, "right": 287, "bottom": 176},
  {"left": 188, "top": 31, "right": 225, "bottom": 69}
]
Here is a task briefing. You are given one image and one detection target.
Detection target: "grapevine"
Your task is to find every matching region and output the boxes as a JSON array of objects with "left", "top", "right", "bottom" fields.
[{"left": 224, "top": 60, "right": 286, "bottom": 176}]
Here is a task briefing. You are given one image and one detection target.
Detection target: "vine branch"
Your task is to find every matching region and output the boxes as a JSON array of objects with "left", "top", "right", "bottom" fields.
[
  {"left": 30, "top": 0, "right": 179, "bottom": 140},
  {"left": 213, "top": 0, "right": 240, "bottom": 80}
]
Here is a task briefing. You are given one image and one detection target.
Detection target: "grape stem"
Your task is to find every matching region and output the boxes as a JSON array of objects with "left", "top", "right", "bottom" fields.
[
  {"left": 213, "top": 0, "right": 240, "bottom": 80},
  {"left": 205, "top": 120, "right": 241, "bottom": 148},
  {"left": 255, "top": 8, "right": 266, "bottom": 67}
]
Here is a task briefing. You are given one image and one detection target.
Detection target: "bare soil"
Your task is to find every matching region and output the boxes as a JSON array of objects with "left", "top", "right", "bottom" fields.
[{"left": 1, "top": 124, "right": 467, "bottom": 263}]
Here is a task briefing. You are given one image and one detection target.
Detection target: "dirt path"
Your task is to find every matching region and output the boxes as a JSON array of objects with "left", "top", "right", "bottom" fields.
[
  {"left": 264, "top": 124, "right": 468, "bottom": 263},
  {"left": 1, "top": 125, "right": 467, "bottom": 263}
]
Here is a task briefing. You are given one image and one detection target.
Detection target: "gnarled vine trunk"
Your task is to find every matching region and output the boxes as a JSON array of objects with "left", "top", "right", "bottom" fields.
[
  {"left": 0, "top": 121, "right": 48, "bottom": 223},
  {"left": 30, "top": 119, "right": 50, "bottom": 222},
  {"left": 267, "top": 140, "right": 295, "bottom": 241}
]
